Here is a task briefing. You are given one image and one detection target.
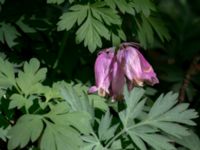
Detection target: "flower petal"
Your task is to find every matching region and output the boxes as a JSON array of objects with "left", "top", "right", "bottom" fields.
[
  {"left": 111, "top": 59, "right": 125, "bottom": 100},
  {"left": 88, "top": 86, "right": 98, "bottom": 93},
  {"left": 118, "top": 42, "right": 159, "bottom": 87},
  {"left": 137, "top": 51, "right": 159, "bottom": 85},
  {"left": 117, "top": 46, "right": 143, "bottom": 86},
  {"left": 89, "top": 47, "right": 115, "bottom": 96}
]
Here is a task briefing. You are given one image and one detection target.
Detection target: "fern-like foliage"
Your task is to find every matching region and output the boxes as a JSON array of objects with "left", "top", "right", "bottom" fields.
[
  {"left": 57, "top": 2, "right": 123, "bottom": 52},
  {"left": 119, "top": 87, "right": 198, "bottom": 150},
  {"left": 171, "top": 130, "right": 200, "bottom": 150},
  {"left": 56, "top": 0, "right": 170, "bottom": 52},
  {"left": 137, "top": 15, "right": 170, "bottom": 48},
  {"left": 0, "top": 58, "right": 92, "bottom": 150},
  {"left": 81, "top": 88, "right": 198, "bottom": 150},
  {"left": 0, "top": 58, "right": 199, "bottom": 150}
]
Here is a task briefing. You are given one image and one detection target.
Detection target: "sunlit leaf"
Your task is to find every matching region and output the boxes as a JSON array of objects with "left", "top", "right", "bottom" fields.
[
  {"left": 119, "top": 87, "right": 198, "bottom": 150},
  {"left": 16, "top": 58, "right": 47, "bottom": 96},
  {"left": 9, "top": 94, "right": 33, "bottom": 110},
  {"left": 8, "top": 115, "right": 44, "bottom": 150},
  {"left": 98, "top": 111, "right": 119, "bottom": 142},
  {"left": 0, "top": 57, "right": 15, "bottom": 88},
  {"left": 40, "top": 123, "right": 82, "bottom": 150}
]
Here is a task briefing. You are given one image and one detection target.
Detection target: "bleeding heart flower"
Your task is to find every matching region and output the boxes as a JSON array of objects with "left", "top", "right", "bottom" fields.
[
  {"left": 88, "top": 42, "right": 159, "bottom": 100},
  {"left": 88, "top": 48, "right": 115, "bottom": 96},
  {"left": 117, "top": 43, "right": 159, "bottom": 87}
]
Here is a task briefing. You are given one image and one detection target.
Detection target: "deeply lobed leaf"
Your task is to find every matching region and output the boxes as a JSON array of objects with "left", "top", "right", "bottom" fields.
[
  {"left": 119, "top": 88, "right": 198, "bottom": 150},
  {"left": 8, "top": 115, "right": 44, "bottom": 150}
]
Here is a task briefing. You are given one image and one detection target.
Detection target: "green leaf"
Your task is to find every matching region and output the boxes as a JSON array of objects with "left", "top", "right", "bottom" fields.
[
  {"left": 111, "top": 29, "right": 126, "bottom": 46},
  {"left": 82, "top": 135, "right": 104, "bottom": 150},
  {"left": 64, "top": 112, "right": 92, "bottom": 134},
  {"left": 76, "top": 14, "right": 110, "bottom": 52},
  {"left": 120, "top": 87, "right": 145, "bottom": 125},
  {"left": 137, "top": 15, "right": 170, "bottom": 48},
  {"left": 152, "top": 122, "right": 190, "bottom": 138},
  {"left": 88, "top": 95, "right": 108, "bottom": 111},
  {"left": 0, "top": 57, "right": 15, "bottom": 88},
  {"left": 60, "top": 82, "right": 94, "bottom": 117},
  {"left": 98, "top": 111, "right": 119, "bottom": 142},
  {"left": 16, "top": 58, "right": 47, "bottom": 96},
  {"left": 137, "top": 15, "right": 154, "bottom": 48},
  {"left": 41, "top": 103, "right": 89, "bottom": 150},
  {"left": 48, "top": 101, "right": 70, "bottom": 114},
  {"left": 9, "top": 94, "right": 33, "bottom": 110},
  {"left": 40, "top": 122, "right": 82, "bottom": 150},
  {"left": 8, "top": 115, "right": 43, "bottom": 150},
  {"left": 0, "top": 89, "right": 5, "bottom": 99},
  {"left": 46, "top": 102, "right": 92, "bottom": 134},
  {"left": 90, "top": 3, "right": 121, "bottom": 25},
  {"left": 139, "top": 133, "right": 175, "bottom": 150},
  {"left": 171, "top": 130, "right": 200, "bottom": 150},
  {"left": 0, "top": 0, "right": 5, "bottom": 4},
  {"left": 147, "top": 16, "right": 171, "bottom": 42},
  {"left": 127, "top": 124, "right": 176, "bottom": 150},
  {"left": 110, "top": 140, "right": 122, "bottom": 149},
  {"left": 72, "top": 83, "right": 108, "bottom": 111},
  {"left": 148, "top": 92, "right": 198, "bottom": 126},
  {"left": 58, "top": 2, "right": 123, "bottom": 52},
  {"left": 131, "top": 0, "right": 155, "bottom": 17},
  {"left": 148, "top": 92, "right": 178, "bottom": 119},
  {"left": 47, "top": 0, "right": 65, "bottom": 5},
  {"left": 111, "top": 33, "right": 121, "bottom": 46},
  {"left": 16, "top": 17, "right": 36, "bottom": 33},
  {"left": 39, "top": 82, "right": 61, "bottom": 102},
  {"left": 69, "top": 0, "right": 74, "bottom": 3},
  {"left": 105, "top": 0, "right": 135, "bottom": 15},
  {"left": 0, "top": 23, "right": 19, "bottom": 48},
  {"left": 57, "top": 5, "right": 88, "bottom": 31},
  {"left": 119, "top": 88, "right": 198, "bottom": 150},
  {"left": 0, "top": 126, "right": 9, "bottom": 142}
]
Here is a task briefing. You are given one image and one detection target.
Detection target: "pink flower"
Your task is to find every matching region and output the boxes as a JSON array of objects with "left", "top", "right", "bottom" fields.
[
  {"left": 110, "top": 58, "right": 125, "bottom": 100},
  {"left": 88, "top": 42, "right": 159, "bottom": 100},
  {"left": 117, "top": 43, "right": 159, "bottom": 87},
  {"left": 137, "top": 52, "right": 159, "bottom": 85},
  {"left": 88, "top": 48, "right": 115, "bottom": 96}
]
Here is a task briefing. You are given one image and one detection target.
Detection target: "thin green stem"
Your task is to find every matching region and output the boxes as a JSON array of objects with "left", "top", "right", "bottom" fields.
[
  {"left": 105, "top": 129, "right": 125, "bottom": 149},
  {"left": 13, "top": 82, "right": 22, "bottom": 95},
  {"left": 53, "top": 32, "right": 68, "bottom": 69},
  {"left": 104, "top": 120, "right": 150, "bottom": 148},
  {"left": 32, "top": 107, "right": 42, "bottom": 114},
  {"left": 127, "top": 120, "right": 149, "bottom": 130}
]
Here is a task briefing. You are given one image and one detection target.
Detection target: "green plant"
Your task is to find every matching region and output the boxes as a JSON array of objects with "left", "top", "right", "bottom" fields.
[
  {"left": 0, "top": 57, "right": 199, "bottom": 150},
  {"left": 0, "top": 0, "right": 200, "bottom": 150}
]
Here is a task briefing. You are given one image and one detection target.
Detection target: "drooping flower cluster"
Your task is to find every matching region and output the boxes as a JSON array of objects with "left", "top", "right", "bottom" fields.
[{"left": 88, "top": 42, "right": 159, "bottom": 100}]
